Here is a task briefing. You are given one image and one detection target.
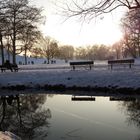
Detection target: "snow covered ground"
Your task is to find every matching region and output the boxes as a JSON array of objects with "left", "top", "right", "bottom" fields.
[{"left": 0, "top": 60, "right": 140, "bottom": 91}]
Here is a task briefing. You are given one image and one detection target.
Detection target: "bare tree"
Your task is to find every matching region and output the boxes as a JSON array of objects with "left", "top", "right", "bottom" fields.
[
  {"left": 21, "top": 25, "right": 41, "bottom": 65},
  {"left": 59, "top": 0, "right": 140, "bottom": 20},
  {"left": 49, "top": 41, "right": 59, "bottom": 60},
  {"left": 0, "top": 1, "right": 9, "bottom": 64},
  {"left": 75, "top": 45, "right": 110, "bottom": 60},
  {"left": 121, "top": 8, "right": 140, "bottom": 58},
  {"left": 58, "top": 45, "right": 74, "bottom": 62},
  {"left": 75, "top": 47, "right": 87, "bottom": 60},
  {"left": 2, "top": 0, "right": 44, "bottom": 64},
  {"left": 30, "top": 47, "right": 43, "bottom": 58},
  {"left": 112, "top": 40, "right": 123, "bottom": 59},
  {"left": 0, "top": 19, "right": 13, "bottom": 64},
  {"left": 40, "top": 36, "right": 59, "bottom": 64},
  {"left": 0, "top": 31, "right": 4, "bottom": 64}
]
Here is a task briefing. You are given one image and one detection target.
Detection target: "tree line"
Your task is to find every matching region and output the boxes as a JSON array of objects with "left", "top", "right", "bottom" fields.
[{"left": 27, "top": 42, "right": 130, "bottom": 62}]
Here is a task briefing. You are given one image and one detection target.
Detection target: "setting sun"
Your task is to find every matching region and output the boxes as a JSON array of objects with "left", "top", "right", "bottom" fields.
[
  {"left": 40, "top": 14, "right": 123, "bottom": 47},
  {"left": 37, "top": 0, "right": 124, "bottom": 47}
]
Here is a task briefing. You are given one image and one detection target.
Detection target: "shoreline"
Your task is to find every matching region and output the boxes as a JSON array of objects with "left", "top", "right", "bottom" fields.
[
  {"left": 1, "top": 64, "right": 140, "bottom": 95},
  {"left": 0, "top": 84, "right": 140, "bottom": 96}
]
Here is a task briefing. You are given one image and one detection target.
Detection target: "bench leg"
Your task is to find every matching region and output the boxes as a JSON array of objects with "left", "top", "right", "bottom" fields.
[
  {"left": 1, "top": 69, "right": 5, "bottom": 72},
  {"left": 111, "top": 64, "right": 113, "bottom": 70},
  {"left": 108, "top": 64, "right": 113, "bottom": 70},
  {"left": 73, "top": 66, "right": 75, "bottom": 70},
  {"left": 14, "top": 69, "right": 18, "bottom": 72},
  {"left": 89, "top": 65, "right": 92, "bottom": 70}
]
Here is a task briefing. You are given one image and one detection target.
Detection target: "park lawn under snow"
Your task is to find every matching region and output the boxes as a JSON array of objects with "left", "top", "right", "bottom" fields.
[{"left": 0, "top": 62, "right": 140, "bottom": 89}]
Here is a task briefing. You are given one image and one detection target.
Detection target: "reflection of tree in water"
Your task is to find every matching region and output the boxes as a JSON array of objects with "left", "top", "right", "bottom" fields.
[
  {"left": 118, "top": 98, "right": 140, "bottom": 140},
  {"left": 47, "top": 94, "right": 55, "bottom": 98},
  {"left": 0, "top": 94, "right": 51, "bottom": 140}
]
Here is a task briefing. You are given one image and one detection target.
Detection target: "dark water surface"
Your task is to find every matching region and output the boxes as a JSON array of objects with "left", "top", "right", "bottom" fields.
[{"left": 0, "top": 93, "right": 140, "bottom": 140}]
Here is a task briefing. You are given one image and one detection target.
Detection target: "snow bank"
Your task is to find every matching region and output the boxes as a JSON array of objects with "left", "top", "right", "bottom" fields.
[
  {"left": 0, "top": 63, "right": 140, "bottom": 91},
  {"left": 0, "top": 131, "right": 21, "bottom": 140}
]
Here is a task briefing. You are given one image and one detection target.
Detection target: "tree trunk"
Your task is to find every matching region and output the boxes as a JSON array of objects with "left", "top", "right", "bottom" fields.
[
  {"left": 25, "top": 48, "right": 27, "bottom": 65},
  {"left": 12, "top": 39, "right": 16, "bottom": 64},
  {"left": 116, "top": 51, "right": 119, "bottom": 59},
  {"left": 47, "top": 57, "right": 50, "bottom": 64},
  {"left": 7, "top": 44, "right": 10, "bottom": 61},
  {"left": 12, "top": 12, "right": 16, "bottom": 64},
  {"left": 0, "top": 33, "right": 5, "bottom": 64},
  {"left": 0, "top": 97, "right": 6, "bottom": 125},
  {"left": 17, "top": 96, "right": 22, "bottom": 126}
]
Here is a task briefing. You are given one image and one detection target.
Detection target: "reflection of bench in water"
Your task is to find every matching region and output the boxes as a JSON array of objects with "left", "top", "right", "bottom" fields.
[
  {"left": 110, "top": 97, "right": 136, "bottom": 101},
  {"left": 71, "top": 96, "right": 95, "bottom": 101},
  {"left": 1, "top": 95, "right": 19, "bottom": 105}
]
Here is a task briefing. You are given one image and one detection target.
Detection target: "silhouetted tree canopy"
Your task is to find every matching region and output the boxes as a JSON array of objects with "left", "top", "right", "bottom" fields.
[
  {"left": 0, "top": 0, "right": 45, "bottom": 64},
  {"left": 121, "top": 8, "right": 140, "bottom": 58},
  {"left": 59, "top": 0, "right": 140, "bottom": 20}
]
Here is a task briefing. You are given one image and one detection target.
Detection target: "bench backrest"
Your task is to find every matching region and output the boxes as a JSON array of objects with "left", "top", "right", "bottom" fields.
[
  {"left": 70, "top": 61, "right": 94, "bottom": 65},
  {"left": 108, "top": 59, "right": 135, "bottom": 64}
]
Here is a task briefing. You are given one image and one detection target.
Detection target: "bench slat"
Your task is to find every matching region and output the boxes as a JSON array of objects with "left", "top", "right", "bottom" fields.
[
  {"left": 70, "top": 61, "right": 94, "bottom": 65},
  {"left": 108, "top": 59, "right": 135, "bottom": 69},
  {"left": 69, "top": 61, "right": 94, "bottom": 70},
  {"left": 108, "top": 59, "right": 134, "bottom": 64}
]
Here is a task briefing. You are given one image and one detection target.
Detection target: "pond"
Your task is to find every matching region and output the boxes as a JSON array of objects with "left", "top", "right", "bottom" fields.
[{"left": 0, "top": 93, "right": 140, "bottom": 140}]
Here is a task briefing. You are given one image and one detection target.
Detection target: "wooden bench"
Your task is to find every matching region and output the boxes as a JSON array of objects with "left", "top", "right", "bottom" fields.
[
  {"left": 69, "top": 61, "right": 94, "bottom": 70},
  {"left": 108, "top": 59, "right": 135, "bottom": 69},
  {"left": 0, "top": 64, "right": 19, "bottom": 72}
]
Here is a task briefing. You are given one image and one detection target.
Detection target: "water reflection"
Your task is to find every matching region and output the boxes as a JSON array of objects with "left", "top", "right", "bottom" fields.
[
  {"left": 0, "top": 94, "right": 51, "bottom": 140},
  {"left": 110, "top": 97, "right": 136, "bottom": 101},
  {"left": 0, "top": 93, "right": 140, "bottom": 140},
  {"left": 46, "top": 95, "right": 140, "bottom": 140},
  {"left": 71, "top": 95, "right": 95, "bottom": 101},
  {"left": 118, "top": 97, "right": 140, "bottom": 140}
]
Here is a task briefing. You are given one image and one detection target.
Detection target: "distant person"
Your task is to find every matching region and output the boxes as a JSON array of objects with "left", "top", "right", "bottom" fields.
[
  {"left": 4, "top": 60, "right": 13, "bottom": 72},
  {"left": 44, "top": 60, "right": 46, "bottom": 64},
  {"left": 19, "top": 61, "right": 22, "bottom": 65},
  {"left": 31, "top": 61, "right": 34, "bottom": 65},
  {"left": 65, "top": 60, "right": 68, "bottom": 63}
]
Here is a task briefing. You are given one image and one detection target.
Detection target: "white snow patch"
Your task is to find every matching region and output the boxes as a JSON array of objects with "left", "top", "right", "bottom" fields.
[
  {"left": 0, "top": 63, "right": 140, "bottom": 88},
  {"left": 0, "top": 131, "right": 21, "bottom": 140}
]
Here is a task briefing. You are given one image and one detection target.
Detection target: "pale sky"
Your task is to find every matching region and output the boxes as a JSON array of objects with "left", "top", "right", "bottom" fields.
[{"left": 33, "top": 0, "right": 125, "bottom": 47}]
